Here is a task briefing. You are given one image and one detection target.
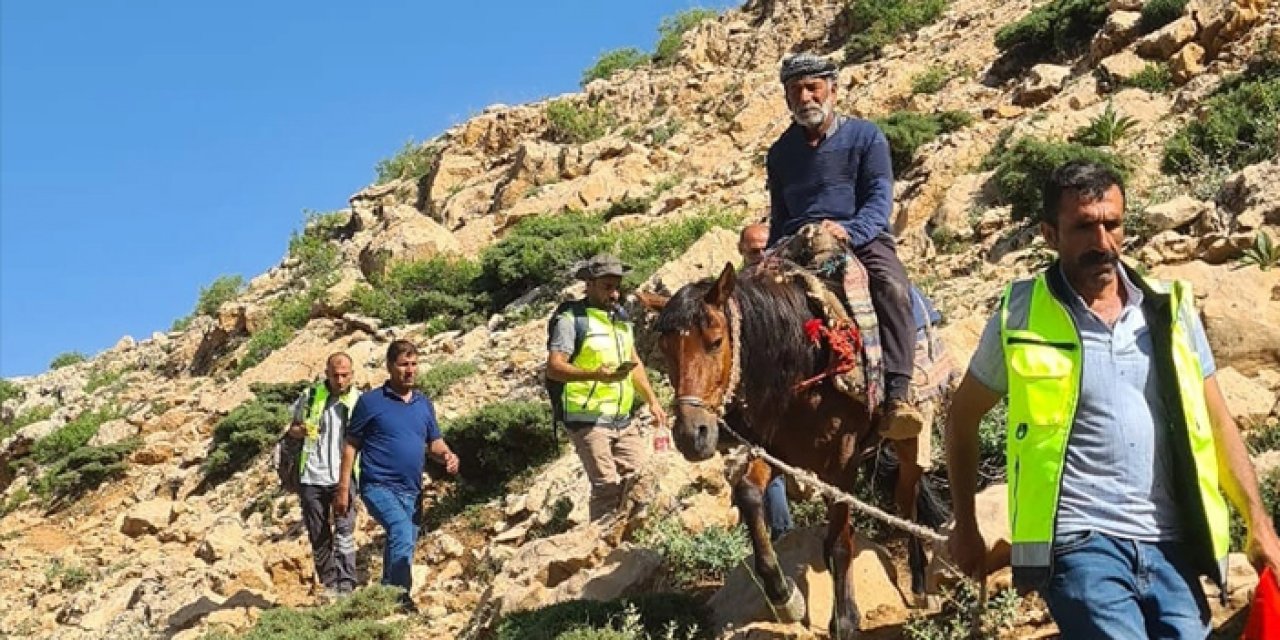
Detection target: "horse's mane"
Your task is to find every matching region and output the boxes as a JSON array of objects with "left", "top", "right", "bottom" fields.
[{"left": 654, "top": 268, "right": 824, "bottom": 444}]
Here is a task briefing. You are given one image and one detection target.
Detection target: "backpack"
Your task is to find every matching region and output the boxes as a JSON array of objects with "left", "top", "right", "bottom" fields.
[
  {"left": 274, "top": 385, "right": 318, "bottom": 494},
  {"left": 544, "top": 300, "right": 590, "bottom": 434}
]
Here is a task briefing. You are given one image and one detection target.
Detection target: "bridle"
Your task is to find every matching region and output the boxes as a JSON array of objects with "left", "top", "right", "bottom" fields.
[{"left": 674, "top": 296, "right": 742, "bottom": 418}]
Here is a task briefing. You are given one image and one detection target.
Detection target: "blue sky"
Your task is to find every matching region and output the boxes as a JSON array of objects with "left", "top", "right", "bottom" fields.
[{"left": 0, "top": 1, "right": 735, "bottom": 377}]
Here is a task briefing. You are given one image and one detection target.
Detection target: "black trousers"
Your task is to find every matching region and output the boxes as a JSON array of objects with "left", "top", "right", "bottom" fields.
[
  {"left": 299, "top": 483, "right": 357, "bottom": 590},
  {"left": 852, "top": 236, "right": 916, "bottom": 391}
]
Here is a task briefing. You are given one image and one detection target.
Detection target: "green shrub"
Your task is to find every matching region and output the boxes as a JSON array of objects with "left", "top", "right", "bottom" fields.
[
  {"left": 844, "top": 0, "right": 949, "bottom": 62},
  {"left": 417, "top": 361, "right": 479, "bottom": 399},
  {"left": 1139, "top": 0, "right": 1188, "bottom": 33},
  {"left": 496, "top": 594, "right": 708, "bottom": 640},
  {"left": 195, "top": 275, "right": 245, "bottom": 317},
  {"left": 1239, "top": 231, "right": 1279, "bottom": 271},
  {"left": 634, "top": 517, "right": 749, "bottom": 589},
  {"left": 0, "top": 487, "right": 30, "bottom": 517},
  {"left": 44, "top": 558, "right": 94, "bottom": 592},
  {"left": 989, "top": 136, "right": 1131, "bottom": 221},
  {"left": 650, "top": 120, "right": 682, "bottom": 146},
  {"left": 374, "top": 139, "right": 439, "bottom": 185},
  {"left": 910, "top": 65, "right": 950, "bottom": 94},
  {"left": 1070, "top": 102, "right": 1139, "bottom": 147},
  {"left": 904, "top": 581, "right": 1020, "bottom": 639},
  {"left": 653, "top": 8, "right": 719, "bottom": 66},
  {"left": 1123, "top": 62, "right": 1174, "bottom": 92},
  {"left": 237, "top": 293, "right": 318, "bottom": 373},
  {"left": 32, "top": 407, "right": 120, "bottom": 465},
  {"left": 49, "top": 352, "right": 87, "bottom": 370},
  {"left": 546, "top": 100, "right": 614, "bottom": 145},
  {"left": 202, "top": 382, "right": 307, "bottom": 484},
  {"left": 873, "top": 110, "right": 975, "bottom": 174},
  {"left": 582, "top": 48, "right": 649, "bottom": 86},
  {"left": 0, "top": 379, "right": 22, "bottom": 406},
  {"left": 0, "top": 405, "right": 54, "bottom": 442},
  {"left": 206, "top": 585, "right": 407, "bottom": 640},
  {"left": 1247, "top": 421, "right": 1280, "bottom": 454},
  {"left": 84, "top": 366, "right": 129, "bottom": 395},
  {"left": 288, "top": 211, "right": 345, "bottom": 284},
  {"left": 442, "top": 401, "right": 556, "bottom": 490},
  {"left": 354, "top": 255, "right": 486, "bottom": 329},
  {"left": 1230, "top": 467, "right": 1280, "bottom": 551},
  {"left": 35, "top": 437, "right": 139, "bottom": 503},
  {"left": 1162, "top": 68, "right": 1280, "bottom": 176},
  {"left": 994, "top": 0, "right": 1108, "bottom": 59},
  {"left": 616, "top": 208, "right": 744, "bottom": 290},
  {"left": 479, "top": 210, "right": 612, "bottom": 308},
  {"left": 603, "top": 194, "right": 654, "bottom": 220}
]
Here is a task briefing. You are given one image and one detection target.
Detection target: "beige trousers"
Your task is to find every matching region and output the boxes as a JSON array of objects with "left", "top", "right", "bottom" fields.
[{"left": 568, "top": 423, "right": 648, "bottom": 520}]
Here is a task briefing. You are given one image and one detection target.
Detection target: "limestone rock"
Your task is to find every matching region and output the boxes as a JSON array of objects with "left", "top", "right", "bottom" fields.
[
  {"left": 708, "top": 527, "right": 906, "bottom": 633},
  {"left": 1154, "top": 262, "right": 1280, "bottom": 375},
  {"left": 1108, "top": 0, "right": 1143, "bottom": 10},
  {"left": 928, "top": 483, "right": 1012, "bottom": 593},
  {"left": 357, "top": 204, "right": 461, "bottom": 280},
  {"left": 78, "top": 578, "right": 141, "bottom": 631},
  {"left": 639, "top": 227, "right": 740, "bottom": 296},
  {"left": 929, "top": 172, "right": 989, "bottom": 240},
  {"left": 1215, "top": 367, "right": 1278, "bottom": 426},
  {"left": 1136, "top": 16, "right": 1199, "bottom": 59},
  {"left": 121, "top": 499, "right": 176, "bottom": 537},
  {"left": 1145, "top": 196, "right": 1212, "bottom": 232},
  {"left": 1012, "top": 65, "right": 1072, "bottom": 106},
  {"left": 1099, "top": 50, "right": 1150, "bottom": 83},
  {"left": 1219, "top": 161, "right": 1280, "bottom": 230},
  {"left": 1092, "top": 12, "right": 1145, "bottom": 61},
  {"left": 1169, "top": 42, "right": 1206, "bottom": 83},
  {"left": 87, "top": 418, "right": 136, "bottom": 448},
  {"left": 1194, "top": 0, "right": 1267, "bottom": 58}
]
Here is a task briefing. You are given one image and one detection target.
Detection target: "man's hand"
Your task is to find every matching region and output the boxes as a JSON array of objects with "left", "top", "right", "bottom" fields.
[
  {"left": 442, "top": 450, "right": 460, "bottom": 475},
  {"left": 286, "top": 423, "right": 305, "bottom": 439},
  {"left": 334, "top": 484, "right": 350, "bottom": 516},
  {"left": 947, "top": 518, "right": 988, "bottom": 581},
  {"left": 820, "top": 219, "right": 850, "bottom": 243},
  {"left": 1246, "top": 522, "right": 1280, "bottom": 580},
  {"left": 649, "top": 403, "right": 668, "bottom": 428},
  {"left": 597, "top": 364, "right": 632, "bottom": 383}
]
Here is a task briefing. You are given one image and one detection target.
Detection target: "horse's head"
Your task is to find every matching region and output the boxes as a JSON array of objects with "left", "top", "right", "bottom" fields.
[{"left": 641, "top": 263, "right": 738, "bottom": 462}]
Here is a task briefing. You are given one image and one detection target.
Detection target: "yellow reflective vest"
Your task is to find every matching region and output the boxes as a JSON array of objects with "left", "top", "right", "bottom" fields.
[
  {"left": 300, "top": 382, "right": 360, "bottom": 479},
  {"left": 562, "top": 306, "right": 636, "bottom": 426},
  {"left": 999, "top": 266, "right": 1229, "bottom": 588}
]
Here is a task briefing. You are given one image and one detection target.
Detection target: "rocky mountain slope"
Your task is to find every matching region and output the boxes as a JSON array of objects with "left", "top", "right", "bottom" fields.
[{"left": 2, "top": 0, "right": 1278, "bottom": 638}]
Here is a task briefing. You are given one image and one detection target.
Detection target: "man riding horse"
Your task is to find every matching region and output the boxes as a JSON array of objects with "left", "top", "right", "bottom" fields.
[{"left": 766, "top": 52, "right": 924, "bottom": 441}]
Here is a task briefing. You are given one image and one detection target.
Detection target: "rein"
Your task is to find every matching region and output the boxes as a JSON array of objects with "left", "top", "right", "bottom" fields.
[{"left": 675, "top": 296, "right": 742, "bottom": 417}]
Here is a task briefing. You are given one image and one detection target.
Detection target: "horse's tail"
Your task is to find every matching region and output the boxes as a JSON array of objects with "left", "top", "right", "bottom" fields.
[{"left": 869, "top": 444, "right": 952, "bottom": 529}]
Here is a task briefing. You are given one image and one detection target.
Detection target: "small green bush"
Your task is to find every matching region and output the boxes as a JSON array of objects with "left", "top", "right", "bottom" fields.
[
  {"left": 375, "top": 139, "right": 439, "bottom": 185},
  {"left": 32, "top": 407, "right": 120, "bottom": 465},
  {"left": 35, "top": 437, "right": 139, "bottom": 503},
  {"left": 650, "top": 120, "right": 682, "bottom": 146},
  {"left": 49, "top": 352, "right": 87, "bottom": 370},
  {"left": 904, "top": 581, "right": 1020, "bottom": 639},
  {"left": 910, "top": 65, "right": 950, "bottom": 94},
  {"left": 1070, "top": 102, "right": 1139, "bottom": 147},
  {"left": 442, "top": 402, "right": 556, "bottom": 490},
  {"left": 1162, "top": 68, "right": 1280, "bottom": 176},
  {"left": 1247, "top": 421, "right": 1280, "bottom": 454},
  {"left": 844, "top": 0, "right": 949, "bottom": 62},
  {"left": 0, "top": 487, "right": 30, "bottom": 517},
  {"left": 237, "top": 293, "right": 318, "bottom": 373},
  {"left": 874, "top": 110, "right": 975, "bottom": 174},
  {"left": 496, "top": 594, "right": 709, "bottom": 640},
  {"left": 989, "top": 136, "right": 1131, "bottom": 221},
  {"left": 1123, "top": 62, "right": 1174, "bottom": 92},
  {"left": 417, "top": 361, "right": 479, "bottom": 399},
  {"left": 44, "top": 559, "right": 93, "bottom": 592},
  {"left": 202, "top": 382, "right": 308, "bottom": 484},
  {"left": 206, "top": 585, "right": 407, "bottom": 640},
  {"left": 354, "top": 255, "right": 486, "bottom": 329},
  {"left": 0, "top": 379, "right": 22, "bottom": 406},
  {"left": 582, "top": 48, "right": 649, "bottom": 86},
  {"left": 195, "top": 275, "right": 245, "bottom": 317},
  {"left": 1139, "top": 0, "right": 1188, "bottom": 33},
  {"left": 479, "top": 210, "right": 613, "bottom": 308},
  {"left": 0, "top": 404, "right": 55, "bottom": 442},
  {"left": 603, "top": 194, "right": 654, "bottom": 220},
  {"left": 288, "top": 211, "right": 345, "bottom": 284},
  {"left": 1239, "top": 231, "right": 1279, "bottom": 271},
  {"left": 634, "top": 517, "right": 749, "bottom": 589},
  {"left": 653, "top": 8, "right": 719, "bottom": 66},
  {"left": 994, "top": 0, "right": 1108, "bottom": 59},
  {"left": 84, "top": 366, "right": 129, "bottom": 394},
  {"left": 546, "top": 100, "right": 614, "bottom": 145}
]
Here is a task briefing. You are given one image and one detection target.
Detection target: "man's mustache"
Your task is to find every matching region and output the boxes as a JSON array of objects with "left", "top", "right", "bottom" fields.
[{"left": 1080, "top": 250, "right": 1119, "bottom": 267}]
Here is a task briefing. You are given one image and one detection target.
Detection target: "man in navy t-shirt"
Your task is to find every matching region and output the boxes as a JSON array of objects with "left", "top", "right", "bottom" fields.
[{"left": 336, "top": 339, "right": 459, "bottom": 609}]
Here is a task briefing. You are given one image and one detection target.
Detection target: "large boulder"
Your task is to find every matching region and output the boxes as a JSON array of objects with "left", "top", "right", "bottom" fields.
[
  {"left": 357, "top": 204, "right": 461, "bottom": 280},
  {"left": 120, "top": 500, "right": 176, "bottom": 538},
  {"left": 1219, "top": 161, "right": 1280, "bottom": 231},
  {"left": 1152, "top": 262, "right": 1280, "bottom": 376},
  {"left": 1136, "top": 16, "right": 1199, "bottom": 59},
  {"left": 1215, "top": 367, "right": 1278, "bottom": 426},
  {"left": 1144, "top": 196, "right": 1212, "bottom": 232},
  {"left": 1012, "top": 65, "right": 1071, "bottom": 107},
  {"left": 639, "top": 227, "right": 741, "bottom": 296}
]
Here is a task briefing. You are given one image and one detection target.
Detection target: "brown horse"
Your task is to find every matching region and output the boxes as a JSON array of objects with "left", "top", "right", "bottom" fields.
[{"left": 641, "top": 263, "right": 946, "bottom": 639}]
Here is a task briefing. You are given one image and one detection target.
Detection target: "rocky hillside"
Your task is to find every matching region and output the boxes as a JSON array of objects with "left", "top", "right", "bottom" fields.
[{"left": 2, "top": 0, "right": 1278, "bottom": 638}]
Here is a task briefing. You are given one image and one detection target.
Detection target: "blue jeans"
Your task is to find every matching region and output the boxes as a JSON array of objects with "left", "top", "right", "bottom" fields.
[
  {"left": 1042, "top": 530, "right": 1210, "bottom": 639},
  {"left": 360, "top": 484, "right": 419, "bottom": 595},
  {"left": 763, "top": 474, "right": 793, "bottom": 542}
]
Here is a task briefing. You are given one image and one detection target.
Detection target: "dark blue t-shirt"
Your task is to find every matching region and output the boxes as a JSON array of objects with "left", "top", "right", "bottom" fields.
[{"left": 346, "top": 384, "right": 442, "bottom": 495}]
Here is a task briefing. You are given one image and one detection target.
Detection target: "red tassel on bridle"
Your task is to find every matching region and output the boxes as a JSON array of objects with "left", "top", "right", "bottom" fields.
[{"left": 795, "top": 318, "right": 862, "bottom": 392}]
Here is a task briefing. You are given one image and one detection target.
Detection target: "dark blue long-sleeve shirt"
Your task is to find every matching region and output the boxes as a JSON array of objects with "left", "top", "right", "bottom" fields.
[{"left": 765, "top": 116, "right": 894, "bottom": 248}]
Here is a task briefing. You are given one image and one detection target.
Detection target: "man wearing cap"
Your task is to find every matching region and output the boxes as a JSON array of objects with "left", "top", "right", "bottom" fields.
[
  {"left": 766, "top": 52, "right": 924, "bottom": 439},
  {"left": 545, "top": 253, "right": 668, "bottom": 520}
]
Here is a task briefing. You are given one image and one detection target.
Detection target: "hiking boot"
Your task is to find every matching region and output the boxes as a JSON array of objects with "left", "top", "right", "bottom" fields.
[{"left": 879, "top": 398, "right": 925, "bottom": 440}]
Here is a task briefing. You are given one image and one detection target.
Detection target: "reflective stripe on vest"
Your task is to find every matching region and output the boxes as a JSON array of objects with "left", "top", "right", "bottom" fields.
[
  {"left": 299, "top": 382, "right": 360, "bottom": 479},
  {"left": 1000, "top": 270, "right": 1230, "bottom": 587},
  {"left": 562, "top": 307, "right": 636, "bottom": 425}
]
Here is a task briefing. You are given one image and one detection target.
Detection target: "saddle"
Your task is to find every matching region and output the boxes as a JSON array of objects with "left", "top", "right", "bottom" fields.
[{"left": 756, "top": 224, "right": 956, "bottom": 414}]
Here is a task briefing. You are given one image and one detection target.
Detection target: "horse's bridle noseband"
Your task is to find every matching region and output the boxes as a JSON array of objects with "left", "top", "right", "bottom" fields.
[{"left": 672, "top": 297, "right": 742, "bottom": 418}]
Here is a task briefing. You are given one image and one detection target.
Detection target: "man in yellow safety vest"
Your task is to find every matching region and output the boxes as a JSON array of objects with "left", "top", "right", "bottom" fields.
[{"left": 945, "top": 161, "right": 1280, "bottom": 638}]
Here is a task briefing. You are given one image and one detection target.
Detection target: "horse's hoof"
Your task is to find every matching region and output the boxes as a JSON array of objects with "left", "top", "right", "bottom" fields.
[{"left": 773, "top": 578, "right": 807, "bottom": 624}]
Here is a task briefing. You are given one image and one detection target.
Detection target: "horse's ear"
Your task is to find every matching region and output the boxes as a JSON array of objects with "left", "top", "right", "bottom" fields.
[
  {"left": 635, "top": 291, "right": 669, "bottom": 311},
  {"left": 704, "top": 263, "right": 736, "bottom": 306}
]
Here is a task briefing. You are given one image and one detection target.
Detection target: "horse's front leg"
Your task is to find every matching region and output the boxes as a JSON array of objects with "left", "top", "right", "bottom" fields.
[
  {"left": 894, "top": 437, "right": 928, "bottom": 602},
  {"left": 735, "top": 457, "right": 806, "bottom": 623},
  {"left": 825, "top": 500, "right": 861, "bottom": 640}
]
